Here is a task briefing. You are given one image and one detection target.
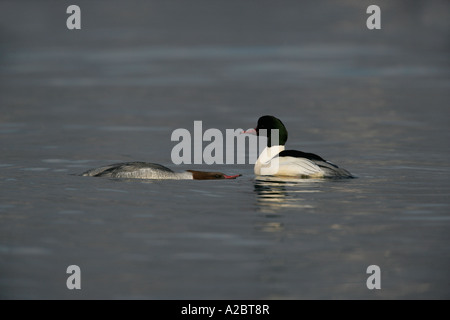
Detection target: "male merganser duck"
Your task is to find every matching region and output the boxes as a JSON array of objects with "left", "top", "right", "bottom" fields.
[
  {"left": 245, "top": 115, "right": 353, "bottom": 178},
  {"left": 81, "top": 162, "right": 241, "bottom": 180}
]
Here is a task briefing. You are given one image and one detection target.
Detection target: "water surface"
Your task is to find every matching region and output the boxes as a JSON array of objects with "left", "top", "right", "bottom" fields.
[{"left": 0, "top": 1, "right": 449, "bottom": 299}]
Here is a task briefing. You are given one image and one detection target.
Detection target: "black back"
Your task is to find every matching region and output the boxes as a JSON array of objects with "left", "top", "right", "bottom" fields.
[
  {"left": 278, "top": 150, "right": 340, "bottom": 168},
  {"left": 279, "top": 149, "right": 327, "bottom": 161}
]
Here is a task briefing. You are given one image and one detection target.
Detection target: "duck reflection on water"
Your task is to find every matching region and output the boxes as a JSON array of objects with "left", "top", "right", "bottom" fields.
[{"left": 254, "top": 176, "right": 323, "bottom": 212}]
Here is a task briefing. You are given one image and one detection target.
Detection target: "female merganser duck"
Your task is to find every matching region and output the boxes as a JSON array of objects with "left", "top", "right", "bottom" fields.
[
  {"left": 81, "top": 162, "right": 241, "bottom": 180},
  {"left": 245, "top": 115, "right": 353, "bottom": 178}
]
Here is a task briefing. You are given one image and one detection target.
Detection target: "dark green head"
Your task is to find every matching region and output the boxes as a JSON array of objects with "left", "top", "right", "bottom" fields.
[{"left": 255, "top": 115, "right": 288, "bottom": 147}]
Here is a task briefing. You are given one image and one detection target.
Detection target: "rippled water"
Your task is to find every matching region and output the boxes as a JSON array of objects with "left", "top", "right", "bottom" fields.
[{"left": 0, "top": 1, "right": 449, "bottom": 299}]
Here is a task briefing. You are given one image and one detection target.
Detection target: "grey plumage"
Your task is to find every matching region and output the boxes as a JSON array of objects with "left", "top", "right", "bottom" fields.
[{"left": 81, "top": 162, "right": 187, "bottom": 179}]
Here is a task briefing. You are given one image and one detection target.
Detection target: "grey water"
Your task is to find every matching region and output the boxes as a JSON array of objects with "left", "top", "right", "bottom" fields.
[{"left": 0, "top": 1, "right": 449, "bottom": 299}]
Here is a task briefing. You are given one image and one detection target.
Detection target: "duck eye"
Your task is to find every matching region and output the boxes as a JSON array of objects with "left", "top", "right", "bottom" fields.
[{"left": 215, "top": 174, "right": 222, "bottom": 178}]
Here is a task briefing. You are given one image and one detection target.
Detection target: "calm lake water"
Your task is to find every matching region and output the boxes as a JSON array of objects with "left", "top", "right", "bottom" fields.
[{"left": 0, "top": 1, "right": 449, "bottom": 299}]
